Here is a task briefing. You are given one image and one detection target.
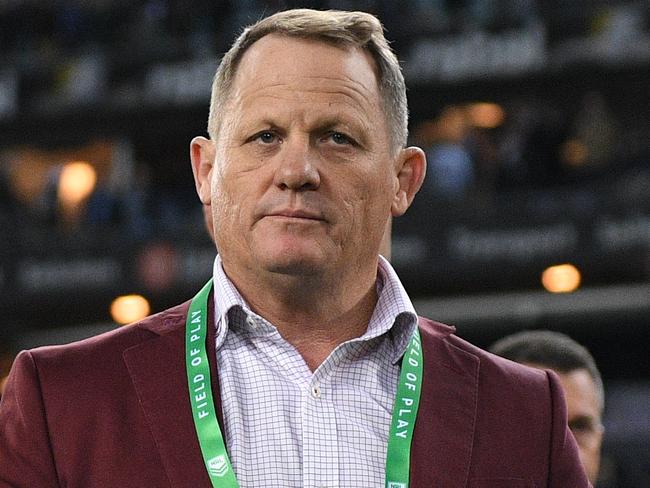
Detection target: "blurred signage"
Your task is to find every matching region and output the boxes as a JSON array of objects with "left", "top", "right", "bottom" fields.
[
  {"left": 392, "top": 194, "right": 650, "bottom": 294},
  {"left": 405, "top": 26, "right": 546, "bottom": 82},
  {"left": 144, "top": 58, "right": 218, "bottom": 105},
  {"left": 551, "top": 5, "right": 650, "bottom": 69},
  {"left": 404, "top": 4, "right": 650, "bottom": 83},
  {"left": 595, "top": 216, "right": 650, "bottom": 251},
  {"left": 447, "top": 223, "right": 579, "bottom": 262},
  {"left": 0, "top": 70, "right": 18, "bottom": 119},
  {"left": 17, "top": 258, "right": 121, "bottom": 293}
]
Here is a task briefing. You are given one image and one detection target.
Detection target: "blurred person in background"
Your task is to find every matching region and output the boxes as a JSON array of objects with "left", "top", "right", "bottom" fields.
[
  {"left": 490, "top": 330, "right": 605, "bottom": 485},
  {"left": 422, "top": 105, "right": 475, "bottom": 200},
  {"left": 0, "top": 9, "right": 590, "bottom": 487}
]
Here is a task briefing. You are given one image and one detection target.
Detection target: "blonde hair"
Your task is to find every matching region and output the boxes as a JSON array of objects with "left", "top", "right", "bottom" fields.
[{"left": 207, "top": 9, "right": 408, "bottom": 150}]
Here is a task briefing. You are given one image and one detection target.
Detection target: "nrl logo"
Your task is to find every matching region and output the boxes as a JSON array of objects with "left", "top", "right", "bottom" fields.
[{"left": 207, "top": 455, "right": 229, "bottom": 477}]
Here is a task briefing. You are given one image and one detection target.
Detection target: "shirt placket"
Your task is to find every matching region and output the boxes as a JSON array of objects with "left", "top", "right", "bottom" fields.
[{"left": 301, "top": 365, "right": 340, "bottom": 488}]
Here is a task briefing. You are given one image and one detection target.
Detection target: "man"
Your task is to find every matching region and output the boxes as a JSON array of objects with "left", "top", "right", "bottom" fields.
[
  {"left": 0, "top": 9, "right": 590, "bottom": 487},
  {"left": 490, "top": 330, "right": 605, "bottom": 485}
]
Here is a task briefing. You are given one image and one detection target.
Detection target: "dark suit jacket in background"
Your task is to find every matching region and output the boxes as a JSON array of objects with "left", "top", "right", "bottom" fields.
[{"left": 0, "top": 297, "right": 590, "bottom": 487}]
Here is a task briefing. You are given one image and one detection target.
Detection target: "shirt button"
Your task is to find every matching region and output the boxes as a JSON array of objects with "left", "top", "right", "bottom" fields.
[
  {"left": 246, "top": 315, "right": 257, "bottom": 328},
  {"left": 311, "top": 385, "right": 321, "bottom": 399}
]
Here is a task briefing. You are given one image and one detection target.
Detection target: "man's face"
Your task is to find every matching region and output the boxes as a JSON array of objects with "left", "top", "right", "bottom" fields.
[
  {"left": 556, "top": 369, "right": 604, "bottom": 485},
  {"left": 199, "top": 35, "right": 408, "bottom": 280},
  {"left": 527, "top": 364, "right": 604, "bottom": 484}
]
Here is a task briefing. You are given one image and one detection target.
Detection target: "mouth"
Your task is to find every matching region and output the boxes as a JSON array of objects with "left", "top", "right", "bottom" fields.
[{"left": 266, "top": 209, "right": 325, "bottom": 222}]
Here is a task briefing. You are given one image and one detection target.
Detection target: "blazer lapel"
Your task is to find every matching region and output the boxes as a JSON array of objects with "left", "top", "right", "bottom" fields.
[
  {"left": 410, "top": 317, "right": 479, "bottom": 488},
  {"left": 123, "top": 296, "right": 222, "bottom": 487}
]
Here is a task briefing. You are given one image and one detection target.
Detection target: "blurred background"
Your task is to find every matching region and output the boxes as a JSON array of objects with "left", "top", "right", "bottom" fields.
[{"left": 0, "top": 0, "right": 648, "bottom": 485}]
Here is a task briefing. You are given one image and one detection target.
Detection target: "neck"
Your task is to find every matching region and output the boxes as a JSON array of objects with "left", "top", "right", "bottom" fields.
[{"left": 224, "top": 262, "right": 380, "bottom": 371}]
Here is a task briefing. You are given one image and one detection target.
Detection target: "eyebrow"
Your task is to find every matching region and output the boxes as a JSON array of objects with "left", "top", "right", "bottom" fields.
[
  {"left": 314, "top": 118, "right": 358, "bottom": 133},
  {"left": 244, "top": 115, "right": 372, "bottom": 146}
]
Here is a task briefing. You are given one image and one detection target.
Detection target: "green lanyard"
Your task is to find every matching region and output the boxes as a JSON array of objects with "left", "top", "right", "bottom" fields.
[{"left": 185, "top": 279, "right": 423, "bottom": 488}]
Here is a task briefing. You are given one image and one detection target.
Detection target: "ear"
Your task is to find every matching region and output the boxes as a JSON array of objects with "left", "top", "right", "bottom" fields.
[
  {"left": 391, "top": 146, "right": 426, "bottom": 217},
  {"left": 190, "top": 136, "right": 216, "bottom": 206}
]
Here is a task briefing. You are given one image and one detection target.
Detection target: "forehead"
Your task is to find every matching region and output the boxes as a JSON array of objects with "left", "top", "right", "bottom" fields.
[{"left": 230, "top": 34, "right": 382, "bottom": 116}]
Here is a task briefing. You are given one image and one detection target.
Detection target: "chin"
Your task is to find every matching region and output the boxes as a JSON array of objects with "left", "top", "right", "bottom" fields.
[
  {"left": 264, "top": 257, "right": 325, "bottom": 276},
  {"left": 257, "top": 246, "right": 328, "bottom": 277},
  {"left": 250, "top": 233, "right": 326, "bottom": 271}
]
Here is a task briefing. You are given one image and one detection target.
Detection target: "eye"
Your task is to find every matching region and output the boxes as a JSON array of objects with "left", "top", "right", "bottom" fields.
[
  {"left": 255, "top": 131, "right": 279, "bottom": 144},
  {"left": 328, "top": 132, "right": 353, "bottom": 145},
  {"left": 569, "top": 418, "right": 596, "bottom": 434}
]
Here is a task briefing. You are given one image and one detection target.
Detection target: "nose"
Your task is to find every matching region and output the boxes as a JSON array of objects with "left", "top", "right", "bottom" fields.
[{"left": 273, "top": 136, "right": 320, "bottom": 191}]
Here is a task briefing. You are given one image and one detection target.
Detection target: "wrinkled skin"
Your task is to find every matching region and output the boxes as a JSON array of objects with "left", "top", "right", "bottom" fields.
[{"left": 191, "top": 34, "right": 425, "bottom": 305}]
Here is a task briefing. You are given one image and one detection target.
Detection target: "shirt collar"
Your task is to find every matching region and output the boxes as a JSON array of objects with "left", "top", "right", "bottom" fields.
[
  {"left": 211, "top": 254, "right": 418, "bottom": 361},
  {"left": 212, "top": 255, "right": 253, "bottom": 349},
  {"left": 373, "top": 255, "right": 419, "bottom": 364}
]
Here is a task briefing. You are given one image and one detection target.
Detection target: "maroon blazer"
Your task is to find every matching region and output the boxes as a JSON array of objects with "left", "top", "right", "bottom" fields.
[{"left": 0, "top": 298, "right": 590, "bottom": 487}]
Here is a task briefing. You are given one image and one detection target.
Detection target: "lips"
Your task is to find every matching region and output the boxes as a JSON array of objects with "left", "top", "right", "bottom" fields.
[
  {"left": 254, "top": 199, "right": 329, "bottom": 225},
  {"left": 267, "top": 209, "right": 324, "bottom": 221}
]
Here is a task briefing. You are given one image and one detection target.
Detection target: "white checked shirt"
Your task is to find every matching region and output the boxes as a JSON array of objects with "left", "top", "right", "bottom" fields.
[{"left": 212, "top": 255, "right": 418, "bottom": 488}]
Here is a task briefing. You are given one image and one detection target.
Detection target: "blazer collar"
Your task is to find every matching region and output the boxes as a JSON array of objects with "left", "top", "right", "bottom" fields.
[
  {"left": 123, "top": 296, "right": 221, "bottom": 487},
  {"left": 410, "top": 317, "right": 479, "bottom": 488}
]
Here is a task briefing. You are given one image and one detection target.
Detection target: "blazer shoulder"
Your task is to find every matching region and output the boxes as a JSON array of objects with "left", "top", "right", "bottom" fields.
[
  {"left": 419, "top": 316, "right": 556, "bottom": 442},
  {"left": 417, "top": 317, "right": 575, "bottom": 482},
  {"left": 27, "top": 300, "right": 191, "bottom": 368},
  {"left": 417, "top": 315, "right": 548, "bottom": 389}
]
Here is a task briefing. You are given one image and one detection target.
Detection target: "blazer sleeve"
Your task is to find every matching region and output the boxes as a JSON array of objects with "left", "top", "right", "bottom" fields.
[
  {"left": 546, "top": 370, "right": 592, "bottom": 488},
  {"left": 0, "top": 351, "right": 60, "bottom": 487}
]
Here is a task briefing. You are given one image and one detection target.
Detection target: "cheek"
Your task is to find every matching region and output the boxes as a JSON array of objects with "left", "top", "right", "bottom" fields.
[
  {"left": 211, "top": 164, "right": 271, "bottom": 246},
  {"left": 357, "top": 169, "right": 394, "bottom": 211},
  {"left": 210, "top": 176, "right": 243, "bottom": 235},
  {"left": 340, "top": 174, "right": 392, "bottom": 234}
]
